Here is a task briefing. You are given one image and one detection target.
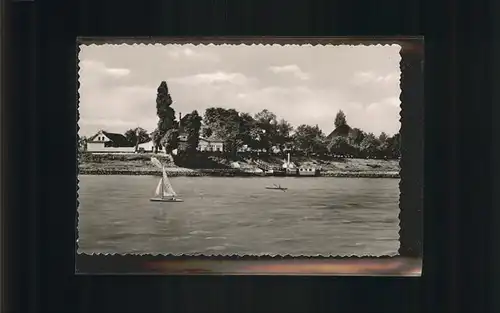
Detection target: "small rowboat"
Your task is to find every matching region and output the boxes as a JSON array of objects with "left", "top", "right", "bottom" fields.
[
  {"left": 150, "top": 197, "right": 184, "bottom": 202},
  {"left": 265, "top": 184, "right": 288, "bottom": 191}
]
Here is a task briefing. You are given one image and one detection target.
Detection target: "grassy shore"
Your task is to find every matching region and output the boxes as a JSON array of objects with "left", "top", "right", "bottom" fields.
[{"left": 78, "top": 153, "right": 400, "bottom": 178}]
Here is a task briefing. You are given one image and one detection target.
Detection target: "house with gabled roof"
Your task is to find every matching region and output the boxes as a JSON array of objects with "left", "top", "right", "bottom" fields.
[
  {"left": 86, "top": 130, "right": 136, "bottom": 153},
  {"left": 326, "top": 124, "right": 352, "bottom": 140}
]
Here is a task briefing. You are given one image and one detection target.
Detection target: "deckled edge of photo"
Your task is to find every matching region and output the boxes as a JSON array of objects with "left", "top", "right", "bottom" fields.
[
  {"left": 76, "top": 41, "right": 81, "bottom": 260},
  {"left": 397, "top": 38, "right": 424, "bottom": 258},
  {"left": 75, "top": 37, "right": 422, "bottom": 261}
]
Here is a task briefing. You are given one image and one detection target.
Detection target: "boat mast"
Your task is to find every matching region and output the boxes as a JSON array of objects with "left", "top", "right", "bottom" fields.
[{"left": 160, "top": 175, "right": 164, "bottom": 198}]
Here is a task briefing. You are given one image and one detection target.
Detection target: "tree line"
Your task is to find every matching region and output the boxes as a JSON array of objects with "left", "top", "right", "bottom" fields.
[
  {"left": 324, "top": 110, "right": 401, "bottom": 159},
  {"left": 82, "top": 81, "right": 401, "bottom": 160},
  {"left": 149, "top": 81, "right": 401, "bottom": 159}
]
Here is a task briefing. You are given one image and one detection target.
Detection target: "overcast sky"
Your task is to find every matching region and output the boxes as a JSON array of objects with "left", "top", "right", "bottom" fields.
[{"left": 78, "top": 44, "right": 401, "bottom": 137}]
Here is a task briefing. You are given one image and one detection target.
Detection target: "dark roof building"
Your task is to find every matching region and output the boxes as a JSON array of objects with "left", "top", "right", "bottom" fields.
[
  {"left": 88, "top": 130, "right": 135, "bottom": 147},
  {"left": 327, "top": 124, "right": 352, "bottom": 139}
]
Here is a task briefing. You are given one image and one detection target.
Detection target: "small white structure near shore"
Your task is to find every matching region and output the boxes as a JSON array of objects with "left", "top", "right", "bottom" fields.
[
  {"left": 282, "top": 153, "right": 296, "bottom": 168},
  {"left": 282, "top": 153, "right": 298, "bottom": 175},
  {"left": 298, "top": 167, "right": 319, "bottom": 176},
  {"left": 242, "top": 167, "right": 264, "bottom": 174}
]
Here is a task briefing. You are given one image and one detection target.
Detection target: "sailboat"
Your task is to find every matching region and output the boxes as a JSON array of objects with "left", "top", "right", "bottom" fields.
[{"left": 149, "top": 157, "right": 184, "bottom": 202}]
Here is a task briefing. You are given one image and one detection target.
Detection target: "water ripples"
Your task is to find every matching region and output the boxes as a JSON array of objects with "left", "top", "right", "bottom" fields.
[{"left": 78, "top": 176, "right": 400, "bottom": 256}]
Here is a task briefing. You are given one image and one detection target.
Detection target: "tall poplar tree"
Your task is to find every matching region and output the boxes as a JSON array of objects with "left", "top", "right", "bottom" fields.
[{"left": 153, "top": 81, "right": 177, "bottom": 153}]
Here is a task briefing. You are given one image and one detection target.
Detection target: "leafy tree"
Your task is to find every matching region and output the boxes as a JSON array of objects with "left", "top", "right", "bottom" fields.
[
  {"left": 317, "top": 137, "right": 330, "bottom": 155},
  {"left": 391, "top": 133, "right": 401, "bottom": 158},
  {"left": 348, "top": 128, "right": 365, "bottom": 146},
  {"left": 203, "top": 107, "right": 228, "bottom": 127},
  {"left": 368, "top": 132, "right": 401, "bottom": 159},
  {"left": 385, "top": 132, "right": 401, "bottom": 158},
  {"left": 254, "top": 109, "right": 278, "bottom": 154},
  {"left": 161, "top": 129, "right": 179, "bottom": 154},
  {"left": 226, "top": 110, "right": 245, "bottom": 155},
  {"left": 334, "top": 110, "right": 347, "bottom": 129},
  {"left": 238, "top": 113, "right": 260, "bottom": 150},
  {"left": 124, "top": 127, "right": 150, "bottom": 146},
  {"left": 203, "top": 107, "right": 243, "bottom": 156},
  {"left": 77, "top": 136, "right": 88, "bottom": 162},
  {"left": 359, "top": 133, "right": 381, "bottom": 158},
  {"left": 378, "top": 132, "right": 389, "bottom": 143},
  {"left": 78, "top": 136, "right": 88, "bottom": 152},
  {"left": 224, "top": 113, "right": 245, "bottom": 156},
  {"left": 201, "top": 127, "right": 213, "bottom": 138},
  {"left": 151, "top": 130, "right": 163, "bottom": 151},
  {"left": 153, "top": 81, "right": 177, "bottom": 153},
  {"left": 274, "top": 119, "right": 294, "bottom": 154},
  {"left": 203, "top": 108, "right": 234, "bottom": 140},
  {"left": 375, "top": 132, "right": 390, "bottom": 158},
  {"left": 378, "top": 141, "right": 391, "bottom": 158},
  {"left": 180, "top": 110, "right": 202, "bottom": 154},
  {"left": 292, "top": 124, "right": 326, "bottom": 156}
]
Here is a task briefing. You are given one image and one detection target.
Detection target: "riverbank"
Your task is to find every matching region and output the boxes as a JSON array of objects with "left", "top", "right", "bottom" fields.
[
  {"left": 79, "top": 153, "right": 400, "bottom": 178},
  {"left": 78, "top": 168, "right": 400, "bottom": 178}
]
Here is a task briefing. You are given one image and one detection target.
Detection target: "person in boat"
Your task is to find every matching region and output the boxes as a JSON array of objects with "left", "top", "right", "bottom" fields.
[{"left": 164, "top": 195, "right": 176, "bottom": 201}]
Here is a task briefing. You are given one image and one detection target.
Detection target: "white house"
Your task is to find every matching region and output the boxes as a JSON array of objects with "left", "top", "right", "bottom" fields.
[
  {"left": 86, "top": 130, "right": 135, "bottom": 153},
  {"left": 198, "top": 136, "right": 224, "bottom": 152}
]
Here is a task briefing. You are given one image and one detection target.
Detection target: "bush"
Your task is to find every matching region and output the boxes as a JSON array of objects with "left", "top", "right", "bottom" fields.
[
  {"left": 80, "top": 152, "right": 175, "bottom": 164},
  {"left": 173, "top": 151, "right": 231, "bottom": 169}
]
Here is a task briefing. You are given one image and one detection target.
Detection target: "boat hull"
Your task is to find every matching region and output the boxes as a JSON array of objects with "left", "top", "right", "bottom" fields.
[
  {"left": 265, "top": 187, "right": 288, "bottom": 191},
  {"left": 149, "top": 197, "right": 184, "bottom": 202}
]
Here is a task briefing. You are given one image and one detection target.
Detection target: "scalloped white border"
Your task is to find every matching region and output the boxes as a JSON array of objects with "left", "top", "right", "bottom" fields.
[{"left": 76, "top": 39, "right": 408, "bottom": 258}]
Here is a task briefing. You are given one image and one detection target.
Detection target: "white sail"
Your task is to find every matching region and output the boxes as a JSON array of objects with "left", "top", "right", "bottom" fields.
[
  {"left": 162, "top": 178, "right": 176, "bottom": 197},
  {"left": 161, "top": 165, "right": 176, "bottom": 196},
  {"left": 151, "top": 156, "right": 177, "bottom": 198},
  {"left": 154, "top": 178, "right": 162, "bottom": 197}
]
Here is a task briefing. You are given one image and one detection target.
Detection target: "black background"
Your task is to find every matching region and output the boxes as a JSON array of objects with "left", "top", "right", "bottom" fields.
[{"left": 2, "top": 0, "right": 496, "bottom": 312}]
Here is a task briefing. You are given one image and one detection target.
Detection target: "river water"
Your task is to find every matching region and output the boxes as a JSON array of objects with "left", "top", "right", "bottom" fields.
[{"left": 77, "top": 175, "right": 400, "bottom": 256}]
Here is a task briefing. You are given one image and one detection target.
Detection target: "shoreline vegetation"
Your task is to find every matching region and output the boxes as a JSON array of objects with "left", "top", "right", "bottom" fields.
[
  {"left": 78, "top": 153, "right": 400, "bottom": 179},
  {"left": 78, "top": 168, "right": 399, "bottom": 179},
  {"left": 79, "top": 81, "right": 402, "bottom": 180}
]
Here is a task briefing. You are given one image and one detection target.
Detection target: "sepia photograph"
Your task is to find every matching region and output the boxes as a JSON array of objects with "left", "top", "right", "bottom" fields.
[{"left": 77, "top": 43, "right": 403, "bottom": 256}]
